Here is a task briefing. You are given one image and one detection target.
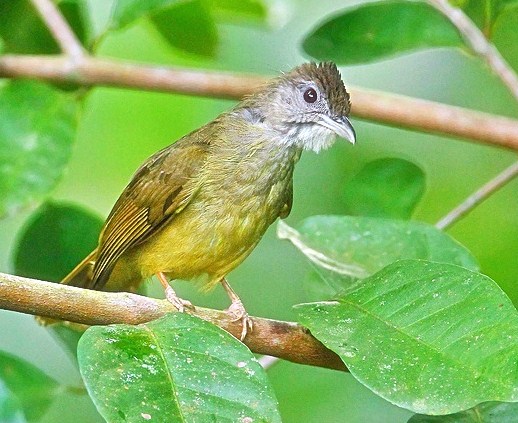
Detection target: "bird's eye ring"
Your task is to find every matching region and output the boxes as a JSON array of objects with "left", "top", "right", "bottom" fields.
[{"left": 303, "top": 88, "right": 318, "bottom": 103}]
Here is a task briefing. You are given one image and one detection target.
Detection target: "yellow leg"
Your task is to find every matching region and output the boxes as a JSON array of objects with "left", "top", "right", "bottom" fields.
[
  {"left": 220, "top": 278, "right": 253, "bottom": 341},
  {"left": 156, "top": 272, "right": 193, "bottom": 312}
]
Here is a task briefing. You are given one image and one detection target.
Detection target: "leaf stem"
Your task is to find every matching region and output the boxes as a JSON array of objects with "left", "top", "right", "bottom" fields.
[{"left": 435, "top": 161, "right": 518, "bottom": 230}]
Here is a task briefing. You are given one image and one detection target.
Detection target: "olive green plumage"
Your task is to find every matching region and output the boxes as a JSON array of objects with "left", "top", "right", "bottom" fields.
[{"left": 60, "top": 62, "right": 355, "bottom": 311}]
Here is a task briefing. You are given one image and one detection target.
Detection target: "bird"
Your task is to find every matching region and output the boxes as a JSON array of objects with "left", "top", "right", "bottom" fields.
[{"left": 47, "top": 62, "right": 356, "bottom": 340}]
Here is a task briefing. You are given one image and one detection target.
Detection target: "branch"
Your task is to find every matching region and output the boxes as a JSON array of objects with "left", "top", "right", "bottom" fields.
[
  {"left": 428, "top": 0, "right": 518, "bottom": 102},
  {"left": 435, "top": 160, "right": 518, "bottom": 230},
  {"left": 0, "top": 272, "right": 346, "bottom": 372},
  {"left": 30, "top": 0, "right": 84, "bottom": 59},
  {"left": 1, "top": 55, "right": 518, "bottom": 151}
]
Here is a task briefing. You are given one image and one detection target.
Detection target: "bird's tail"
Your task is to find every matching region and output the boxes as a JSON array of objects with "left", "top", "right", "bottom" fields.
[
  {"left": 36, "top": 249, "right": 97, "bottom": 326},
  {"left": 61, "top": 249, "right": 97, "bottom": 289}
]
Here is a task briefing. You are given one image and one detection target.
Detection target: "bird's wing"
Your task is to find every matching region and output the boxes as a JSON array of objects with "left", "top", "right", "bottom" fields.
[
  {"left": 278, "top": 178, "right": 293, "bottom": 219},
  {"left": 91, "top": 138, "right": 210, "bottom": 289}
]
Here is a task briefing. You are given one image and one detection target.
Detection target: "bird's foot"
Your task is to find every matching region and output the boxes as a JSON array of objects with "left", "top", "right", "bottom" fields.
[
  {"left": 164, "top": 286, "right": 194, "bottom": 313},
  {"left": 226, "top": 299, "right": 253, "bottom": 341}
]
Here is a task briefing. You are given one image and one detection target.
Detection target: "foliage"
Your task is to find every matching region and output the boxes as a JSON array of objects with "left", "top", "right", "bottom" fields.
[
  {"left": 0, "top": 0, "right": 517, "bottom": 422},
  {"left": 79, "top": 313, "right": 280, "bottom": 422}
]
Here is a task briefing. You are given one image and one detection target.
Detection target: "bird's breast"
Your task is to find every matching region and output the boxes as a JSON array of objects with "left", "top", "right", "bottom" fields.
[{"left": 133, "top": 143, "right": 300, "bottom": 286}]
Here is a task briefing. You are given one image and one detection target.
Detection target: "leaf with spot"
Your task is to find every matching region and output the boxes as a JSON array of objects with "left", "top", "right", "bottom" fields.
[
  {"left": 278, "top": 215, "right": 478, "bottom": 298},
  {"left": 297, "top": 260, "right": 518, "bottom": 415},
  {"left": 78, "top": 313, "right": 281, "bottom": 422}
]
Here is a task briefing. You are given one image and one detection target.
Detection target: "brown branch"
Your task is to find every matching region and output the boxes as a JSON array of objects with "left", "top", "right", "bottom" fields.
[
  {"left": 1, "top": 55, "right": 518, "bottom": 151},
  {"left": 435, "top": 160, "right": 518, "bottom": 230},
  {"left": 29, "top": 0, "right": 84, "bottom": 59},
  {"left": 0, "top": 272, "right": 346, "bottom": 372}
]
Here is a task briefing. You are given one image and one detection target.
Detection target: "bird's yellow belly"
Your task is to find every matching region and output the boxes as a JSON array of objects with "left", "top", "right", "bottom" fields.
[{"left": 125, "top": 194, "right": 277, "bottom": 289}]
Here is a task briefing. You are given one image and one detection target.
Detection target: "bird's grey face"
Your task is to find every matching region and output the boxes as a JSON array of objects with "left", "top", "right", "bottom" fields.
[{"left": 268, "top": 62, "right": 356, "bottom": 152}]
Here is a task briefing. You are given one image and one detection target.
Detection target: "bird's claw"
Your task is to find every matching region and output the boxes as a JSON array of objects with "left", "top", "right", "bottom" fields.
[
  {"left": 226, "top": 300, "right": 253, "bottom": 341},
  {"left": 164, "top": 286, "right": 194, "bottom": 313}
]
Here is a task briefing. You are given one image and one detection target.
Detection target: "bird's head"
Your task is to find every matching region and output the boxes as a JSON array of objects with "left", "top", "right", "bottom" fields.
[{"left": 241, "top": 62, "right": 356, "bottom": 152}]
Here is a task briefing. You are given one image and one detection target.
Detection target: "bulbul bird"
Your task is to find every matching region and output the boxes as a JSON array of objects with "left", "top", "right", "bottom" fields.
[{"left": 49, "top": 62, "right": 356, "bottom": 339}]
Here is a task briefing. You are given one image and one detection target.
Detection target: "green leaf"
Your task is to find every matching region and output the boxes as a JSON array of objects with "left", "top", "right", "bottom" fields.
[
  {"left": 0, "top": 382, "right": 25, "bottom": 423},
  {"left": 78, "top": 313, "right": 281, "bottom": 423},
  {"left": 0, "top": 351, "right": 59, "bottom": 422},
  {"left": 206, "top": 0, "right": 268, "bottom": 23},
  {"left": 452, "top": 0, "right": 518, "bottom": 34},
  {"left": 0, "top": 82, "right": 78, "bottom": 218},
  {"left": 343, "top": 158, "right": 425, "bottom": 219},
  {"left": 409, "top": 401, "right": 518, "bottom": 422},
  {"left": 0, "top": 0, "right": 59, "bottom": 54},
  {"left": 58, "top": 0, "right": 88, "bottom": 46},
  {"left": 0, "top": 0, "right": 87, "bottom": 54},
  {"left": 296, "top": 260, "right": 518, "bottom": 415},
  {"left": 110, "top": 0, "right": 183, "bottom": 29},
  {"left": 13, "top": 202, "right": 102, "bottom": 282},
  {"left": 151, "top": 1, "right": 218, "bottom": 56},
  {"left": 302, "top": 1, "right": 464, "bottom": 65},
  {"left": 278, "top": 215, "right": 478, "bottom": 283},
  {"left": 492, "top": 4, "right": 518, "bottom": 73}
]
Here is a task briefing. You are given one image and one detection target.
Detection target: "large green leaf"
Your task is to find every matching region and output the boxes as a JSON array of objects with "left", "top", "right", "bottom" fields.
[
  {"left": 342, "top": 158, "right": 425, "bottom": 219},
  {"left": 0, "top": 82, "right": 78, "bottom": 218},
  {"left": 151, "top": 1, "right": 218, "bottom": 56},
  {"left": 78, "top": 313, "right": 281, "bottom": 422},
  {"left": 13, "top": 202, "right": 102, "bottom": 282},
  {"left": 0, "top": 351, "right": 59, "bottom": 422},
  {"left": 297, "top": 260, "right": 518, "bottom": 415},
  {"left": 409, "top": 401, "right": 518, "bottom": 422},
  {"left": 278, "top": 215, "right": 478, "bottom": 281},
  {"left": 303, "top": 1, "right": 464, "bottom": 65}
]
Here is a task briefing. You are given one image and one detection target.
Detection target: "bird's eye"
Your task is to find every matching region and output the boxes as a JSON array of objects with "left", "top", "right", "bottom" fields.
[{"left": 303, "top": 88, "right": 318, "bottom": 103}]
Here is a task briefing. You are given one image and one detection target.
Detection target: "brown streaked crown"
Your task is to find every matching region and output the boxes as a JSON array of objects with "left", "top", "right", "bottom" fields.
[{"left": 283, "top": 62, "right": 351, "bottom": 118}]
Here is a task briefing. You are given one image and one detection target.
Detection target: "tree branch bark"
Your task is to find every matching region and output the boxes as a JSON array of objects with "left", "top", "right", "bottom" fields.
[
  {"left": 0, "top": 272, "right": 346, "bottom": 372},
  {"left": 1, "top": 54, "right": 518, "bottom": 151}
]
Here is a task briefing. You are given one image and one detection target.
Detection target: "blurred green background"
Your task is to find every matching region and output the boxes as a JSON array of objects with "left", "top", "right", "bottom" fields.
[{"left": 1, "top": 0, "right": 517, "bottom": 421}]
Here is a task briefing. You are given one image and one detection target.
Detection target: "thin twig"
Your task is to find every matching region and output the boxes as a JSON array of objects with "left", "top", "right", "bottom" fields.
[
  {"left": 30, "top": 0, "right": 84, "bottom": 59},
  {"left": 0, "top": 272, "right": 346, "bottom": 372},
  {"left": 1, "top": 55, "right": 518, "bottom": 151},
  {"left": 428, "top": 0, "right": 518, "bottom": 102},
  {"left": 427, "top": 1, "right": 518, "bottom": 229},
  {"left": 435, "top": 161, "right": 518, "bottom": 230}
]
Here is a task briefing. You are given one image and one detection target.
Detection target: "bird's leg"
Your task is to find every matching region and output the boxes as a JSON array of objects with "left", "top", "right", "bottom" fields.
[
  {"left": 220, "top": 278, "right": 252, "bottom": 341},
  {"left": 156, "top": 272, "right": 193, "bottom": 313}
]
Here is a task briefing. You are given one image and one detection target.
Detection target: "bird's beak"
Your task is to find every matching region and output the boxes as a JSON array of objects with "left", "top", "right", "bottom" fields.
[{"left": 318, "top": 114, "right": 356, "bottom": 144}]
